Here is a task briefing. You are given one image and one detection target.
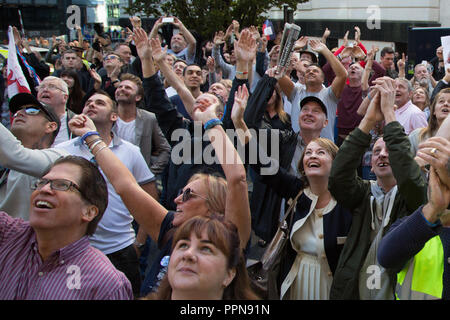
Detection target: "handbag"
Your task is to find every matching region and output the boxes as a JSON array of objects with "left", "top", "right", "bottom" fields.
[{"left": 247, "top": 190, "right": 303, "bottom": 299}]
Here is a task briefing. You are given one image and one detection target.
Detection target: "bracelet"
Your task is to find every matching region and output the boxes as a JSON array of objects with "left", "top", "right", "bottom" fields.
[
  {"left": 235, "top": 71, "right": 248, "bottom": 75},
  {"left": 86, "top": 137, "right": 101, "bottom": 147},
  {"left": 89, "top": 140, "right": 103, "bottom": 152},
  {"left": 204, "top": 118, "right": 223, "bottom": 131},
  {"left": 367, "top": 91, "right": 372, "bottom": 101},
  {"left": 93, "top": 145, "right": 108, "bottom": 157},
  {"left": 81, "top": 131, "right": 99, "bottom": 143}
]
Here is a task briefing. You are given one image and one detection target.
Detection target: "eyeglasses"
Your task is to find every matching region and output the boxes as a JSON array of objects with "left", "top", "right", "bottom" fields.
[
  {"left": 14, "top": 107, "right": 53, "bottom": 122},
  {"left": 14, "top": 107, "right": 42, "bottom": 117},
  {"left": 104, "top": 55, "right": 119, "bottom": 61},
  {"left": 37, "top": 83, "right": 65, "bottom": 92},
  {"left": 177, "top": 188, "right": 209, "bottom": 202},
  {"left": 31, "top": 178, "right": 82, "bottom": 195}
]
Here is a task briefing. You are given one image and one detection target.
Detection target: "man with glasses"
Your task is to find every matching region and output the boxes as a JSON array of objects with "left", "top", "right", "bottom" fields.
[
  {"left": 0, "top": 92, "right": 68, "bottom": 220},
  {"left": 96, "top": 52, "right": 124, "bottom": 100},
  {"left": 37, "top": 76, "right": 76, "bottom": 146},
  {"left": 0, "top": 155, "right": 133, "bottom": 299}
]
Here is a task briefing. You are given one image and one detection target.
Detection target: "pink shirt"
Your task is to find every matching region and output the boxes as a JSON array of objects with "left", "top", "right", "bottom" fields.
[
  {"left": 0, "top": 212, "right": 133, "bottom": 300},
  {"left": 394, "top": 100, "right": 428, "bottom": 135}
]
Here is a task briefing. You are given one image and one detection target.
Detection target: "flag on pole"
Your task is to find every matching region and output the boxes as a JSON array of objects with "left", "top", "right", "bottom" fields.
[
  {"left": 6, "top": 25, "right": 31, "bottom": 99},
  {"left": 262, "top": 20, "right": 276, "bottom": 41}
]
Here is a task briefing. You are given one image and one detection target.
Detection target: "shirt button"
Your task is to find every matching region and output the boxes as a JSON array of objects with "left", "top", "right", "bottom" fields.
[
  {"left": 318, "top": 234, "right": 324, "bottom": 239},
  {"left": 317, "top": 213, "right": 323, "bottom": 218},
  {"left": 327, "top": 272, "right": 332, "bottom": 277},
  {"left": 322, "top": 254, "right": 327, "bottom": 259},
  {"left": 60, "top": 260, "right": 65, "bottom": 265},
  {"left": 38, "top": 272, "right": 44, "bottom": 276}
]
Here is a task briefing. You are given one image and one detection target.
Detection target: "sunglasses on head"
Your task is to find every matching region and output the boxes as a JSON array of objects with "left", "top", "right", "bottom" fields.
[{"left": 177, "top": 187, "right": 209, "bottom": 202}]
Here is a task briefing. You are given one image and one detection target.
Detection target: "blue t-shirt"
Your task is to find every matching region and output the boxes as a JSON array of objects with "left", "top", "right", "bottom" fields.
[{"left": 140, "top": 211, "right": 175, "bottom": 296}]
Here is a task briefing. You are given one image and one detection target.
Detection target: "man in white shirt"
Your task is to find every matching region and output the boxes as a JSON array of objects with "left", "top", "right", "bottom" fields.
[
  {"left": 394, "top": 78, "right": 428, "bottom": 134},
  {"left": 56, "top": 90, "right": 158, "bottom": 297}
]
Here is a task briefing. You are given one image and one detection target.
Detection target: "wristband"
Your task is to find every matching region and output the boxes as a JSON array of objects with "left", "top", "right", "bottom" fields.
[
  {"left": 235, "top": 71, "right": 248, "bottom": 75},
  {"left": 367, "top": 91, "right": 372, "bottom": 101},
  {"left": 204, "top": 118, "right": 223, "bottom": 131},
  {"left": 89, "top": 140, "right": 103, "bottom": 152},
  {"left": 81, "top": 131, "right": 99, "bottom": 143}
]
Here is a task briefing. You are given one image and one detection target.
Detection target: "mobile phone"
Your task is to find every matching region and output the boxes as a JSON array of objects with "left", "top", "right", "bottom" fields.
[{"left": 162, "top": 17, "right": 174, "bottom": 24}]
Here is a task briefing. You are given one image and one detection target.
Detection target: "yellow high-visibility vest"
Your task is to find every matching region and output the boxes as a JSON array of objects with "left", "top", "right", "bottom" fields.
[{"left": 396, "top": 235, "right": 443, "bottom": 300}]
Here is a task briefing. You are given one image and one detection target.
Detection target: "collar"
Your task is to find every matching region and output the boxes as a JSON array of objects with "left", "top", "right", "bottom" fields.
[
  {"left": 31, "top": 235, "right": 91, "bottom": 265},
  {"left": 395, "top": 100, "right": 413, "bottom": 114}
]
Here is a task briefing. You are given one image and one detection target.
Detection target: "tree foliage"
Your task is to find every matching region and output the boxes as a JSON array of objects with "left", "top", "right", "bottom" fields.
[{"left": 125, "top": 0, "right": 306, "bottom": 39}]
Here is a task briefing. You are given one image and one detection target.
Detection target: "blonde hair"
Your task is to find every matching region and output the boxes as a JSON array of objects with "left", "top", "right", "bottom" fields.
[
  {"left": 188, "top": 173, "right": 227, "bottom": 215},
  {"left": 419, "top": 88, "right": 450, "bottom": 141}
]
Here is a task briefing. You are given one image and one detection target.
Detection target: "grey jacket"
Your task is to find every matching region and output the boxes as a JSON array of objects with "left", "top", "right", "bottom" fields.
[{"left": 134, "top": 108, "right": 171, "bottom": 175}]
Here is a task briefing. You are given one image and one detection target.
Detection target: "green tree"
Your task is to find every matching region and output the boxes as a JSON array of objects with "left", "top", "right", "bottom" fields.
[{"left": 125, "top": 0, "right": 304, "bottom": 39}]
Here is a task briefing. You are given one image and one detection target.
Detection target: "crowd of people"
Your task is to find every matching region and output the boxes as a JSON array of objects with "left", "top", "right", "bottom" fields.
[{"left": 0, "top": 14, "right": 449, "bottom": 301}]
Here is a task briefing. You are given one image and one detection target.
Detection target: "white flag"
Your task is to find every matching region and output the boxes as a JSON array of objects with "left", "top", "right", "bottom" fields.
[{"left": 6, "top": 26, "right": 31, "bottom": 99}]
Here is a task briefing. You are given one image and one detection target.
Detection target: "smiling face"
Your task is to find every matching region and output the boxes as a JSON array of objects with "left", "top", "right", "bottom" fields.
[
  {"left": 29, "top": 163, "right": 93, "bottom": 236},
  {"left": 298, "top": 101, "right": 328, "bottom": 133},
  {"left": 371, "top": 138, "right": 393, "bottom": 179},
  {"left": 302, "top": 141, "right": 334, "bottom": 179},
  {"left": 183, "top": 65, "right": 202, "bottom": 89},
  {"left": 115, "top": 80, "right": 141, "bottom": 105},
  {"left": 304, "top": 65, "right": 325, "bottom": 87},
  {"left": 168, "top": 229, "right": 235, "bottom": 299}
]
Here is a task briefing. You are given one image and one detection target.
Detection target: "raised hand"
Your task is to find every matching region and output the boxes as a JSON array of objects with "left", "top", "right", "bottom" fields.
[
  {"left": 417, "top": 136, "right": 450, "bottom": 189},
  {"left": 294, "top": 36, "right": 308, "bottom": 50},
  {"left": 129, "top": 16, "right": 142, "bottom": 30},
  {"left": 132, "top": 27, "right": 152, "bottom": 60},
  {"left": 321, "top": 28, "right": 331, "bottom": 42},
  {"left": 235, "top": 29, "right": 257, "bottom": 63},
  {"left": 354, "top": 26, "right": 361, "bottom": 44},
  {"left": 68, "top": 114, "right": 97, "bottom": 137},
  {"left": 309, "top": 38, "right": 327, "bottom": 54},
  {"left": 149, "top": 37, "right": 167, "bottom": 62},
  {"left": 88, "top": 68, "right": 102, "bottom": 90},
  {"left": 231, "top": 84, "right": 249, "bottom": 123},
  {"left": 206, "top": 56, "right": 215, "bottom": 72},
  {"left": 373, "top": 77, "right": 396, "bottom": 119},
  {"left": 192, "top": 101, "right": 220, "bottom": 125},
  {"left": 343, "top": 30, "right": 349, "bottom": 47},
  {"left": 214, "top": 31, "right": 225, "bottom": 46}
]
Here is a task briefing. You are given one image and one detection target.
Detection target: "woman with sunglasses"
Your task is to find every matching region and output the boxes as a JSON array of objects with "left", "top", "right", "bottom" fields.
[{"left": 68, "top": 94, "right": 251, "bottom": 298}]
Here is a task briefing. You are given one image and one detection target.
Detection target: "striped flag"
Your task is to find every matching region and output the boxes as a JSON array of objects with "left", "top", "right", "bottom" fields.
[{"left": 262, "top": 19, "right": 276, "bottom": 41}]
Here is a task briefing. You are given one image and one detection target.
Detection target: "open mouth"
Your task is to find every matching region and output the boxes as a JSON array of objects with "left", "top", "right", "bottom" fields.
[
  {"left": 377, "top": 162, "right": 389, "bottom": 168},
  {"left": 307, "top": 161, "right": 321, "bottom": 168},
  {"left": 35, "top": 200, "right": 54, "bottom": 209}
]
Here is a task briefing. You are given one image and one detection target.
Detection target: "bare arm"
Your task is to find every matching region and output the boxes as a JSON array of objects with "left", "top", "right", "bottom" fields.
[
  {"left": 150, "top": 37, "right": 196, "bottom": 116},
  {"left": 69, "top": 115, "right": 167, "bottom": 243},
  {"left": 310, "top": 38, "right": 348, "bottom": 98},
  {"left": 193, "top": 103, "right": 251, "bottom": 248},
  {"left": 173, "top": 17, "right": 197, "bottom": 61}
]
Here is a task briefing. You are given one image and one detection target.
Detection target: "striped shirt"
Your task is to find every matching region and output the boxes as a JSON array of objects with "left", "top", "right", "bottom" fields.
[{"left": 0, "top": 212, "right": 133, "bottom": 300}]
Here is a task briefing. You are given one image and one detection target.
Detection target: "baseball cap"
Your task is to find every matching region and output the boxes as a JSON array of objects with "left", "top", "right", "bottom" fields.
[
  {"left": 300, "top": 96, "right": 327, "bottom": 118},
  {"left": 9, "top": 92, "right": 61, "bottom": 130}
]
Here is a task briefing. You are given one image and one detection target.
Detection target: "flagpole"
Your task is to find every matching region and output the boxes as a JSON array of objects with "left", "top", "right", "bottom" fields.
[{"left": 18, "top": 9, "right": 25, "bottom": 38}]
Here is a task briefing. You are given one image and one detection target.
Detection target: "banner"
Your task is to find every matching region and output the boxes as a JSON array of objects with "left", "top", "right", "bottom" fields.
[{"left": 6, "top": 26, "right": 31, "bottom": 99}]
